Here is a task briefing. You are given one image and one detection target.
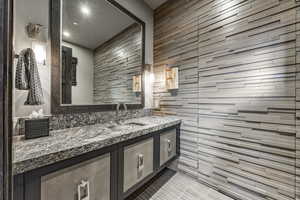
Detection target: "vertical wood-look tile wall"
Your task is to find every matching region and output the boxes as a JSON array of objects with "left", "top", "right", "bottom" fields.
[
  {"left": 93, "top": 23, "right": 142, "bottom": 104},
  {"left": 153, "top": 0, "right": 300, "bottom": 199}
]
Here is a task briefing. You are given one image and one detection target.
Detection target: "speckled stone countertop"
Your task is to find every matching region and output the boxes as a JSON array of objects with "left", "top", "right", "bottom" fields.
[{"left": 13, "top": 116, "right": 181, "bottom": 175}]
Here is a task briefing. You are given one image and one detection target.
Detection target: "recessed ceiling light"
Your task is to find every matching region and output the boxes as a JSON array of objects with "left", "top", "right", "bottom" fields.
[
  {"left": 80, "top": 5, "right": 90, "bottom": 16},
  {"left": 73, "top": 22, "right": 79, "bottom": 26},
  {"left": 63, "top": 31, "right": 70, "bottom": 37}
]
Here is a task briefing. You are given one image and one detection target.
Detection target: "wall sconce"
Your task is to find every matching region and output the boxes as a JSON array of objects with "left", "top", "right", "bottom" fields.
[
  {"left": 32, "top": 41, "right": 47, "bottom": 66},
  {"left": 133, "top": 75, "right": 142, "bottom": 92},
  {"left": 26, "top": 23, "right": 43, "bottom": 39},
  {"left": 165, "top": 66, "right": 179, "bottom": 90}
]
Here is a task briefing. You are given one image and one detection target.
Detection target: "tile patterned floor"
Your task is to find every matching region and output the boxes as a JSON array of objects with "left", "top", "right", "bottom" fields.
[{"left": 127, "top": 169, "right": 234, "bottom": 200}]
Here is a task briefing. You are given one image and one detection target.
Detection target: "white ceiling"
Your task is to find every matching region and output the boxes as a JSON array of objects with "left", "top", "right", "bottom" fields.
[
  {"left": 62, "top": 0, "right": 136, "bottom": 50},
  {"left": 143, "top": 0, "right": 168, "bottom": 9}
]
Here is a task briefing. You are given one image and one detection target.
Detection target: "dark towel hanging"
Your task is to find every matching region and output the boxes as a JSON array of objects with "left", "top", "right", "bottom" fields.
[{"left": 15, "top": 48, "right": 44, "bottom": 105}]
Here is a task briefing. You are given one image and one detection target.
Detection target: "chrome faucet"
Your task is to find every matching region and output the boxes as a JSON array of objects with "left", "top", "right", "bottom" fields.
[
  {"left": 123, "top": 103, "right": 128, "bottom": 112},
  {"left": 116, "top": 102, "right": 127, "bottom": 124}
]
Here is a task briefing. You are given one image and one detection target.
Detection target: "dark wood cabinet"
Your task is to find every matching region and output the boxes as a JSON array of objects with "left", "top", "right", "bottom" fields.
[{"left": 13, "top": 125, "right": 180, "bottom": 200}]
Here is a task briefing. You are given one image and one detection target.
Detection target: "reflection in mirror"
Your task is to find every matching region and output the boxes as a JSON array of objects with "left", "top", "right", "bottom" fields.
[{"left": 61, "top": 0, "right": 143, "bottom": 105}]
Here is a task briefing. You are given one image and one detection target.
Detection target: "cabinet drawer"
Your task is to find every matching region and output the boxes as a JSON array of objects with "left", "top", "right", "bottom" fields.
[
  {"left": 41, "top": 153, "right": 110, "bottom": 200},
  {"left": 123, "top": 138, "right": 154, "bottom": 192},
  {"left": 160, "top": 129, "right": 177, "bottom": 166}
]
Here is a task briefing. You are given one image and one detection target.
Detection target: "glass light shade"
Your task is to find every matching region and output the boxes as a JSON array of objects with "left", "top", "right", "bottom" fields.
[{"left": 32, "top": 41, "right": 47, "bottom": 65}]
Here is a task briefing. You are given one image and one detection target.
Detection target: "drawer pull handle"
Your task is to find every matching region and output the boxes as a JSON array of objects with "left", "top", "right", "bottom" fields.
[
  {"left": 137, "top": 154, "right": 144, "bottom": 172},
  {"left": 78, "top": 180, "right": 90, "bottom": 200},
  {"left": 167, "top": 139, "right": 172, "bottom": 157}
]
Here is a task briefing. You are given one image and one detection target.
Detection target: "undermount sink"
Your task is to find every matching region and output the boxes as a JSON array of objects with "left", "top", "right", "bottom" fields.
[
  {"left": 104, "top": 122, "right": 147, "bottom": 132},
  {"left": 106, "top": 124, "right": 124, "bottom": 131}
]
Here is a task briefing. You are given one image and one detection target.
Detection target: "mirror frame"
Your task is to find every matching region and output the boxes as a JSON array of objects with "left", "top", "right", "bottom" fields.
[{"left": 50, "top": 0, "right": 146, "bottom": 114}]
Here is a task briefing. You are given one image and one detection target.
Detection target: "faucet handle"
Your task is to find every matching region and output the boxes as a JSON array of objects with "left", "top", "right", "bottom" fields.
[
  {"left": 117, "top": 102, "right": 128, "bottom": 111},
  {"left": 116, "top": 103, "right": 120, "bottom": 110}
]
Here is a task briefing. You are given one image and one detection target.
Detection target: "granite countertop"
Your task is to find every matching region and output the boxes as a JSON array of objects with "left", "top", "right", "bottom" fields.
[{"left": 13, "top": 116, "right": 181, "bottom": 175}]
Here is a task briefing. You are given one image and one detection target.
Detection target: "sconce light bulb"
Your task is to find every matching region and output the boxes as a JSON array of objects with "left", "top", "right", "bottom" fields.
[
  {"left": 32, "top": 42, "right": 47, "bottom": 66},
  {"left": 81, "top": 5, "right": 90, "bottom": 16},
  {"left": 63, "top": 31, "right": 71, "bottom": 37}
]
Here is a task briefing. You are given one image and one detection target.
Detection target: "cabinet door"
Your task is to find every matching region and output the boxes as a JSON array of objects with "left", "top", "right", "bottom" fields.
[
  {"left": 123, "top": 138, "right": 154, "bottom": 192},
  {"left": 41, "top": 153, "right": 110, "bottom": 200},
  {"left": 160, "top": 129, "right": 177, "bottom": 166}
]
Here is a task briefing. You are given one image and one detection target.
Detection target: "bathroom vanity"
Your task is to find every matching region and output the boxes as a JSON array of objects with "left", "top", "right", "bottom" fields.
[
  {"left": 11, "top": 0, "right": 181, "bottom": 199},
  {"left": 13, "top": 116, "right": 181, "bottom": 200}
]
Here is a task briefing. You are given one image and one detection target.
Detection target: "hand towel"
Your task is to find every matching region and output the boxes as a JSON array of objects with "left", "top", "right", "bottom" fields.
[{"left": 15, "top": 48, "right": 44, "bottom": 105}]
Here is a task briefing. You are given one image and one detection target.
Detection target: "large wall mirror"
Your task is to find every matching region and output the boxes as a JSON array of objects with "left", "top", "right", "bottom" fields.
[{"left": 51, "top": 0, "right": 145, "bottom": 114}]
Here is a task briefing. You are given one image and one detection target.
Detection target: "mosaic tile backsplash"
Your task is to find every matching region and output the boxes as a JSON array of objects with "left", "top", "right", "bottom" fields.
[{"left": 15, "top": 109, "right": 152, "bottom": 136}]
